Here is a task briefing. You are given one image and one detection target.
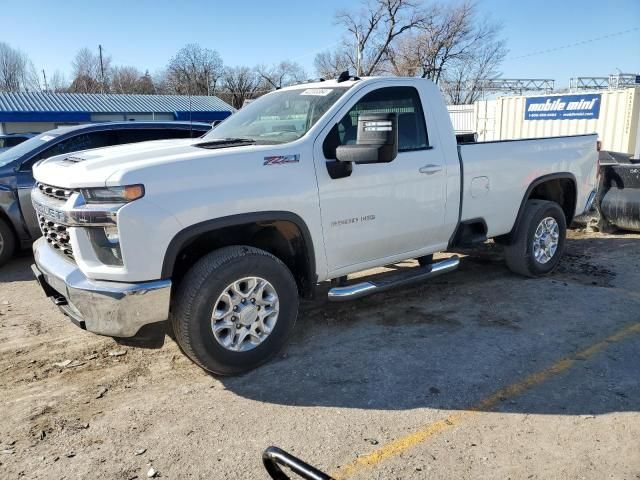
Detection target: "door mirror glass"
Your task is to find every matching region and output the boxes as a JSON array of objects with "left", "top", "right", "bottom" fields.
[{"left": 335, "top": 113, "right": 398, "bottom": 164}]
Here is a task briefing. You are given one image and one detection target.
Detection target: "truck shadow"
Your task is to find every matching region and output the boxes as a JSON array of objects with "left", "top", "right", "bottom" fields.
[
  {"left": 217, "top": 235, "right": 640, "bottom": 416},
  {"left": 0, "top": 254, "right": 36, "bottom": 283}
]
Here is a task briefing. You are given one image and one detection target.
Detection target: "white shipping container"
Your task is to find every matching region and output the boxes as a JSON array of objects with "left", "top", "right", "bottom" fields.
[
  {"left": 447, "top": 104, "right": 475, "bottom": 133},
  {"left": 474, "top": 100, "right": 498, "bottom": 141},
  {"left": 489, "top": 87, "right": 640, "bottom": 155}
]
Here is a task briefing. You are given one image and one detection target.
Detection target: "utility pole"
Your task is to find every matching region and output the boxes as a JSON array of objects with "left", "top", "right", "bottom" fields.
[
  {"left": 42, "top": 70, "right": 48, "bottom": 92},
  {"left": 98, "top": 44, "right": 105, "bottom": 94},
  {"left": 355, "top": 31, "right": 362, "bottom": 76}
]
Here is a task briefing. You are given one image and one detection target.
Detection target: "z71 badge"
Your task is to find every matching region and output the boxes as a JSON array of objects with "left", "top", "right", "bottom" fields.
[{"left": 264, "top": 155, "right": 300, "bottom": 166}]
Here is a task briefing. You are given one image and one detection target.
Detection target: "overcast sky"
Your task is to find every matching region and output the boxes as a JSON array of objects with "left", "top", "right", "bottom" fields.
[{"left": 3, "top": 0, "right": 639, "bottom": 88}]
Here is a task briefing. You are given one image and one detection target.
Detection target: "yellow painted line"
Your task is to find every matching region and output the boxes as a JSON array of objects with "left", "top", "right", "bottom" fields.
[{"left": 334, "top": 322, "right": 640, "bottom": 479}]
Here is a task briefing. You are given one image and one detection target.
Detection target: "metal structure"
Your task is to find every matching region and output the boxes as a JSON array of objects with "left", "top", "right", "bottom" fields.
[
  {"left": 439, "top": 78, "right": 555, "bottom": 100},
  {"left": 570, "top": 73, "right": 640, "bottom": 91},
  {"left": 478, "top": 78, "right": 555, "bottom": 95}
]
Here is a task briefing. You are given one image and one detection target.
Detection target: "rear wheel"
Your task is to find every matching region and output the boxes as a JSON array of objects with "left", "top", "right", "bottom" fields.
[
  {"left": 0, "top": 218, "right": 16, "bottom": 267},
  {"left": 171, "top": 245, "right": 298, "bottom": 375},
  {"left": 504, "top": 200, "right": 566, "bottom": 277}
]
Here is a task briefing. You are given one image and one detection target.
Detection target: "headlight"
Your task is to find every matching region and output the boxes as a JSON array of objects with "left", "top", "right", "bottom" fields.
[{"left": 81, "top": 184, "right": 144, "bottom": 204}]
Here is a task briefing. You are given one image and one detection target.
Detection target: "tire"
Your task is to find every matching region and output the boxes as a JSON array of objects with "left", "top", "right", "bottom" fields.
[
  {"left": 171, "top": 245, "right": 299, "bottom": 375},
  {"left": 504, "top": 200, "right": 566, "bottom": 277},
  {"left": 417, "top": 254, "right": 434, "bottom": 267},
  {"left": 0, "top": 218, "right": 16, "bottom": 268}
]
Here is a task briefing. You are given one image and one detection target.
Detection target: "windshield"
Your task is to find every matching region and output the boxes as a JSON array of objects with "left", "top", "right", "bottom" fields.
[
  {"left": 202, "top": 87, "right": 350, "bottom": 145},
  {"left": 0, "top": 132, "right": 61, "bottom": 168}
]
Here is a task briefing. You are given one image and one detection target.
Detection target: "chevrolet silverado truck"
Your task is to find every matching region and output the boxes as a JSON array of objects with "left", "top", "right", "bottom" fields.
[{"left": 30, "top": 75, "right": 598, "bottom": 374}]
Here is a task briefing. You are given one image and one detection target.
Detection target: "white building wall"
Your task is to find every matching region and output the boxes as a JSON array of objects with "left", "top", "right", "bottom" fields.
[{"left": 2, "top": 122, "right": 77, "bottom": 134}]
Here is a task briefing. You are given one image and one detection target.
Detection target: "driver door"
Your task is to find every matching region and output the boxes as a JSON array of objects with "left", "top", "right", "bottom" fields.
[{"left": 314, "top": 85, "right": 449, "bottom": 274}]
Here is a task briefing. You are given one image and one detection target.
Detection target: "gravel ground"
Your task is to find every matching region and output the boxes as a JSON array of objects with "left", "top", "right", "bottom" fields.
[{"left": 0, "top": 229, "right": 639, "bottom": 479}]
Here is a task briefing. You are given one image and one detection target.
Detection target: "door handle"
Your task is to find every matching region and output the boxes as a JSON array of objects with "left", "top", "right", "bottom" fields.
[{"left": 419, "top": 164, "right": 443, "bottom": 175}]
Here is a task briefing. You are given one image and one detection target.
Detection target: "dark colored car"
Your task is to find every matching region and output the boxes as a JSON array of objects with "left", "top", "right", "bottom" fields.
[
  {"left": 0, "top": 133, "right": 36, "bottom": 153},
  {"left": 0, "top": 121, "right": 211, "bottom": 266}
]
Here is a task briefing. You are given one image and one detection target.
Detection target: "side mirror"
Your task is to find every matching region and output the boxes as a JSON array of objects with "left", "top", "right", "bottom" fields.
[{"left": 336, "top": 113, "right": 398, "bottom": 164}]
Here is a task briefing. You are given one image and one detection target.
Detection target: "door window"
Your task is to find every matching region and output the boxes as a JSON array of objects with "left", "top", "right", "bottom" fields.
[{"left": 324, "top": 86, "right": 429, "bottom": 158}]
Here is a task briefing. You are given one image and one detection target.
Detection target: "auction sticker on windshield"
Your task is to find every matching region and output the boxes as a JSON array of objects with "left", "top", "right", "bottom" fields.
[{"left": 300, "top": 89, "right": 333, "bottom": 96}]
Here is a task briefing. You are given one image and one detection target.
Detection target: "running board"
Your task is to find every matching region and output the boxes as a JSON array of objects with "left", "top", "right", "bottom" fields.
[{"left": 327, "top": 256, "right": 460, "bottom": 302}]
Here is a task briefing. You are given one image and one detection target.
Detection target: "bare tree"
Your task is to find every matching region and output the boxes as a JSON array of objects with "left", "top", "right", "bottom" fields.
[
  {"left": 69, "top": 47, "right": 111, "bottom": 93},
  {"left": 164, "top": 44, "right": 224, "bottom": 95},
  {"left": 256, "top": 61, "right": 307, "bottom": 90},
  {"left": 0, "top": 42, "right": 40, "bottom": 92},
  {"left": 314, "top": 50, "right": 352, "bottom": 79},
  {"left": 388, "top": 1, "right": 507, "bottom": 102},
  {"left": 440, "top": 39, "right": 506, "bottom": 104},
  {"left": 48, "top": 70, "right": 68, "bottom": 92},
  {"left": 315, "top": 0, "right": 429, "bottom": 77},
  {"left": 219, "top": 66, "right": 263, "bottom": 109},
  {"left": 111, "top": 66, "right": 142, "bottom": 94},
  {"left": 136, "top": 71, "right": 156, "bottom": 94},
  {"left": 319, "top": 1, "right": 507, "bottom": 103}
]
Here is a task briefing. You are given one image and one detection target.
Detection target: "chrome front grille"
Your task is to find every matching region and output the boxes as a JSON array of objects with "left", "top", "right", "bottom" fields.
[
  {"left": 38, "top": 215, "right": 74, "bottom": 259},
  {"left": 36, "top": 182, "right": 76, "bottom": 201}
]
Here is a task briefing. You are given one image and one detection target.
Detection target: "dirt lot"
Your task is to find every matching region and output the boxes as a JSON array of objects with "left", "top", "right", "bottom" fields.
[{"left": 1, "top": 229, "right": 639, "bottom": 479}]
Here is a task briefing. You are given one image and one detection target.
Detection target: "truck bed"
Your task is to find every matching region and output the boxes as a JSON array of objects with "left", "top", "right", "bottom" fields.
[{"left": 458, "top": 134, "right": 599, "bottom": 238}]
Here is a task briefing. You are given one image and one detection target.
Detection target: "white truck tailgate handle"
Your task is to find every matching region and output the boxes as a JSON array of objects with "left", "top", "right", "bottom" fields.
[{"left": 419, "top": 164, "right": 443, "bottom": 175}]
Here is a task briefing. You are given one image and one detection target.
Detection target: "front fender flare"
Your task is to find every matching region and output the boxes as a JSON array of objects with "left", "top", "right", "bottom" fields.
[{"left": 160, "top": 211, "right": 316, "bottom": 285}]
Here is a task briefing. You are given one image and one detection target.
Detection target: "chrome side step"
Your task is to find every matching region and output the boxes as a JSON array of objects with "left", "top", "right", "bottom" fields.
[{"left": 327, "top": 256, "right": 460, "bottom": 302}]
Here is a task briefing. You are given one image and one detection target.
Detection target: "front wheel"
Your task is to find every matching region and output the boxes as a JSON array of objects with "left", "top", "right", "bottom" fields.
[
  {"left": 504, "top": 200, "right": 567, "bottom": 277},
  {"left": 171, "top": 246, "right": 299, "bottom": 375}
]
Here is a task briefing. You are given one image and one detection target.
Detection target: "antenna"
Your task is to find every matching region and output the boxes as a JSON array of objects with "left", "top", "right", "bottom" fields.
[
  {"left": 42, "top": 69, "right": 48, "bottom": 92},
  {"left": 188, "top": 80, "right": 193, "bottom": 138},
  {"left": 355, "top": 31, "right": 362, "bottom": 76},
  {"left": 98, "top": 44, "right": 105, "bottom": 94}
]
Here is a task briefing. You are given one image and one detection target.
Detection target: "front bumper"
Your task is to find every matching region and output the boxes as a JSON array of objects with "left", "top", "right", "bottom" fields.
[{"left": 32, "top": 237, "right": 171, "bottom": 337}]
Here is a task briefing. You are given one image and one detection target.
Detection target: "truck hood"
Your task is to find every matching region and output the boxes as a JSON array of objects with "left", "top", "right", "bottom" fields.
[{"left": 32, "top": 138, "right": 245, "bottom": 188}]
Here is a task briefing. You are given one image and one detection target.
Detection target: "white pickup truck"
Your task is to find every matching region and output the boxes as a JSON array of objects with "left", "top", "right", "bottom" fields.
[{"left": 31, "top": 75, "right": 598, "bottom": 374}]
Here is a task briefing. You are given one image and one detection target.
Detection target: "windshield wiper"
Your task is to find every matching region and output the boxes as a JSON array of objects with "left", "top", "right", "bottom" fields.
[{"left": 195, "top": 137, "right": 256, "bottom": 149}]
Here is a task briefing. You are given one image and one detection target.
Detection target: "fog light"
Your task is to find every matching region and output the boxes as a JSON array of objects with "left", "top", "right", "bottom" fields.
[
  {"left": 87, "top": 226, "right": 123, "bottom": 266},
  {"left": 104, "top": 225, "right": 120, "bottom": 244}
]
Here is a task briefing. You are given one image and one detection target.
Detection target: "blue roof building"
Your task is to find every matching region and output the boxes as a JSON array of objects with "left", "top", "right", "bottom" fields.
[{"left": 0, "top": 92, "right": 235, "bottom": 134}]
